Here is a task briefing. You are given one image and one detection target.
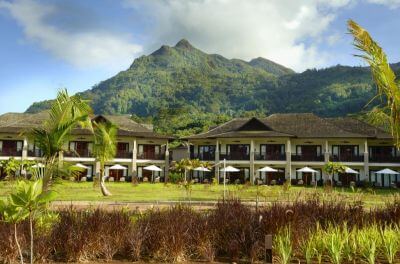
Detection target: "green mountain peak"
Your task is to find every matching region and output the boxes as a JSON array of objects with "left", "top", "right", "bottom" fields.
[{"left": 174, "top": 38, "right": 194, "bottom": 49}]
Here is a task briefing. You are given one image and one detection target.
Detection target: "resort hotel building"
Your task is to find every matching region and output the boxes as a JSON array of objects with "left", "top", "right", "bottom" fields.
[
  {"left": 0, "top": 112, "right": 399, "bottom": 187},
  {"left": 184, "top": 113, "right": 400, "bottom": 187},
  {"left": 0, "top": 112, "right": 172, "bottom": 182}
]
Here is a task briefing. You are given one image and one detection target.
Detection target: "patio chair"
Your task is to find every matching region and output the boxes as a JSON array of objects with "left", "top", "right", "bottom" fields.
[
  {"left": 203, "top": 179, "right": 209, "bottom": 184},
  {"left": 194, "top": 178, "right": 199, "bottom": 183},
  {"left": 155, "top": 177, "right": 160, "bottom": 183},
  {"left": 143, "top": 177, "right": 149, "bottom": 182},
  {"left": 297, "top": 179, "right": 304, "bottom": 185},
  {"left": 349, "top": 181, "right": 356, "bottom": 188},
  {"left": 69, "top": 177, "right": 75, "bottom": 182},
  {"left": 80, "top": 177, "right": 87, "bottom": 182},
  {"left": 120, "top": 177, "right": 125, "bottom": 182},
  {"left": 109, "top": 177, "right": 115, "bottom": 182}
]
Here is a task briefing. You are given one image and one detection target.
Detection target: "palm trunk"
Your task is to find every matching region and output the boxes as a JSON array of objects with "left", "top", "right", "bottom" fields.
[
  {"left": 99, "top": 167, "right": 112, "bottom": 196},
  {"left": 14, "top": 223, "right": 24, "bottom": 264},
  {"left": 29, "top": 213, "right": 33, "bottom": 264}
]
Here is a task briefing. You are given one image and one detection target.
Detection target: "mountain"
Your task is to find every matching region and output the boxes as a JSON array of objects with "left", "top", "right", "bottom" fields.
[{"left": 25, "top": 39, "right": 400, "bottom": 136}]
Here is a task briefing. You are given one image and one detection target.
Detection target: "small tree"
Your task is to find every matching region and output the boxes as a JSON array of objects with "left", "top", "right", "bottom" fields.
[
  {"left": 323, "top": 162, "right": 346, "bottom": 187},
  {"left": 3, "top": 180, "right": 56, "bottom": 264},
  {"left": 92, "top": 121, "right": 117, "bottom": 196},
  {"left": 0, "top": 199, "right": 27, "bottom": 264}
]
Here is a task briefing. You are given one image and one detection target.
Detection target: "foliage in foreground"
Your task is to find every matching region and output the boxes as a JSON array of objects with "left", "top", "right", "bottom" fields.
[{"left": 1, "top": 196, "right": 400, "bottom": 263}]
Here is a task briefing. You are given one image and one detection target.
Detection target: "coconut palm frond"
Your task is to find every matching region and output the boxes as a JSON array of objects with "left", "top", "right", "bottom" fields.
[{"left": 348, "top": 20, "right": 400, "bottom": 147}]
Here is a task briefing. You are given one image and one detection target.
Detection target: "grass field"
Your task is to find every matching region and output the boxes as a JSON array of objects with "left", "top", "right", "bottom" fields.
[{"left": 1, "top": 180, "right": 399, "bottom": 207}]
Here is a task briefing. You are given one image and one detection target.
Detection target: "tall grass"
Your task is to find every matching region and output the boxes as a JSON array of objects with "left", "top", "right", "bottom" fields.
[{"left": 0, "top": 196, "right": 400, "bottom": 263}]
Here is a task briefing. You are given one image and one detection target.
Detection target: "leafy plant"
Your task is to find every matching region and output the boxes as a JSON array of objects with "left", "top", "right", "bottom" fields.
[
  {"left": 380, "top": 225, "right": 400, "bottom": 264},
  {"left": 274, "top": 227, "right": 292, "bottom": 264},
  {"left": 0, "top": 199, "right": 27, "bottom": 264},
  {"left": 324, "top": 225, "right": 345, "bottom": 264},
  {"left": 357, "top": 225, "right": 380, "bottom": 264},
  {"left": 6, "top": 180, "right": 56, "bottom": 264}
]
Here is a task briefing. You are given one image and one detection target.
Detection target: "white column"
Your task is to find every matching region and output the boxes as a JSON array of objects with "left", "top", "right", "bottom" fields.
[
  {"left": 285, "top": 139, "right": 292, "bottom": 181},
  {"left": 131, "top": 139, "right": 137, "bottom": 182},
  {"left": 364, "top": 140, "right": 369, "bottom": 182},
  {"left": 215, "top": 140, "right": 220, "bottom": 182},
  {"left": 250, "top": 140, "right": 255, "bottom": 184},
  {"left": 164, "top": 141, "right": 170, "bottom": 182},
  {"left": 323, "top": 140, "right": 330, "bottom": 181},
  {"left": 22, "top": 137, "right": 28, "bottom": 160}
]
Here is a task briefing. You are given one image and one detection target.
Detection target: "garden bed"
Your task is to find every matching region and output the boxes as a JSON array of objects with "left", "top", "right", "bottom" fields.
[{"left": 1, "top": 194, "right": 400, "bottom": 263}]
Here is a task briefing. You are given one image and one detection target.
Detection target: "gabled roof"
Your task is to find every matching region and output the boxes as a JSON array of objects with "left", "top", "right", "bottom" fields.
[
  {"left": 0, "top": 112, "right": 173, "bottom": 139},
  {"left": 183, "top": 117, "right": 294, "bottom": 139},
  {"left": 183, "top": 113, "right": 392, "bottom": 140}
]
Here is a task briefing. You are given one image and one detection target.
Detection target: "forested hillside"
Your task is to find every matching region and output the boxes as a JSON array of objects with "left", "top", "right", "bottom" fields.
[{"left": 26, "top": 39, "right": 400, "bottom": 136}]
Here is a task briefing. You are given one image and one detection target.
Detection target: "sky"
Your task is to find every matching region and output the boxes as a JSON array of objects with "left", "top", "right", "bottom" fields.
[{"left": 0, "top": 0, "right": 399, "bottom": 114}]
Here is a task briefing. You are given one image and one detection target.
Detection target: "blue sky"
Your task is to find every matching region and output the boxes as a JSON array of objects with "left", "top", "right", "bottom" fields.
[{"left": 0, "top": 0, "right": 399, "bottom": 114}]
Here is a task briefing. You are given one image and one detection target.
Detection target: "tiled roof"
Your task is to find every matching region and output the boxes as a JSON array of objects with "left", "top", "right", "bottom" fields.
[
  {"left": 326, "top": 117, "right": 392, "bottom": 139},
  {"left": 0, "top": 112, "right": 172, "bottom": 139},
  {"left": 184, "top": 113, "right": 392, "bottom": 139}
]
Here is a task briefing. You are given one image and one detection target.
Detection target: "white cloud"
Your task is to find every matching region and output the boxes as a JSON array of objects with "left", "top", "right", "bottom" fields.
[
  {"left": 124, "top": 0, "right": 354, "bottom": 71},
  {"left": 0, "top": 0, "right": 142, "bottom": 70},
  {"left": 327, "top": 32, "right": 343, "bottom": 46},
  {"left": 366, "top": 0, "right": 400, "bottom": 8}
]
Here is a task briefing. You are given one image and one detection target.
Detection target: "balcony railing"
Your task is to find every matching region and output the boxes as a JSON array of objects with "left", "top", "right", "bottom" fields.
[
  {"left": 137, "top": 152, "right": 165, "bottom": 160},
  {"left": 220, "top": 152, "right": 250, "bottom": 160},
  {"left": 28, "top": 149, "right": 44, "bottom": 157},
  {"left": 0, "top": 150, "right": 22, "bottom": 157},
  {"left": 369, "top": 155, "right": 400, "bottom": 163},
  {"left": 64, "top": 149, "right": 92, "bottom": 158},
  {"left": 255, "top": 152, "right": 286, "bottom": 161},
  {"left": 291, "top": 154, "right": 324, "bottom": 162},
  {"left": 190, "top": 153, "right": 215, "bottom": 161},
  {"left": 331, "top": 155, "right": 364, "bottom": 162},
  {"left": 115, "top": 151, "right": 132, "bottom": 159}
]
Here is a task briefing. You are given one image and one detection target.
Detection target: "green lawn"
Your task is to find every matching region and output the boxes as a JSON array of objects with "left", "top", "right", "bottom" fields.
[{"left": 0, "top": 181, "right": 399, "bottom": 206}]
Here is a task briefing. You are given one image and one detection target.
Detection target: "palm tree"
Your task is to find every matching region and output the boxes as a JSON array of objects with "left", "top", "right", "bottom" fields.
[
  {"left": 92, "top": 121, "right": 117, "bottom": 196},
  {"left": 348, "top": 20, "right": 400, "bottom": 147},
  {"left": 28, "top": 89, "right": 93, "bottom": 189}
]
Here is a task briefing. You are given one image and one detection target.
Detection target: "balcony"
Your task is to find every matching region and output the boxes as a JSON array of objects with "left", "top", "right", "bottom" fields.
[
  {"left": 28, "top": 149, "right": 44, "bottom": 157},
  {"left": 115, "top": 151, "right": 132, "bottom": 159},
  {"left": 64, "top": 149, "right": 92, "bottom": 158},
  {"left": 190, "top": 152, "right": 215, "bottom": 161},
  {"left": 0, "top": 149, "right": 22, "bottom": 157},
  {"left": 220, "top": 152, "right": 250, "bottom": 160},
  {"left": 291, "top": 154, "right": 324, "bottom": 162},
  {"left": 331, "top": 154, "right": 364, "bottom": 162},
  {"left": 255, "top": 152, "right": 286, "bottom": 161},
  {"left": 137, "top": 152, "right": 165, "bottom": 160},
  {"left": 369, "top": 155, "right": 400, "bottom": 163}
]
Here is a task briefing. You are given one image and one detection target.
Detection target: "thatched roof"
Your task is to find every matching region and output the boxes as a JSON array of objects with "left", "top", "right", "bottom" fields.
[
  {"left": 184, "top": 113, "right": 392, "bottom": 140},
  {"left": 0, "top": 112, "right": 172, "bottom": 139}
]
